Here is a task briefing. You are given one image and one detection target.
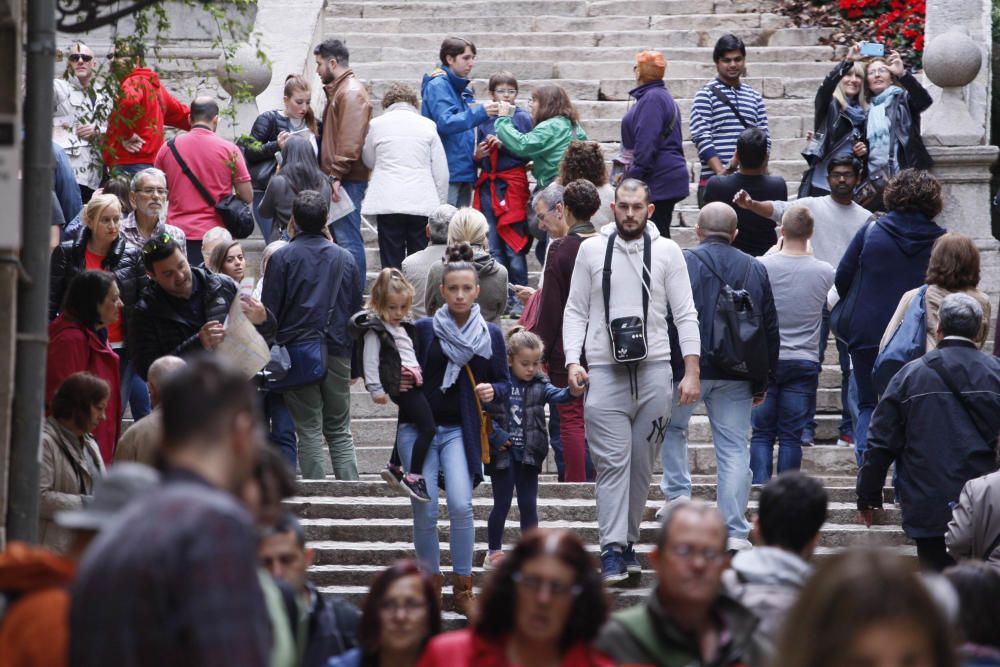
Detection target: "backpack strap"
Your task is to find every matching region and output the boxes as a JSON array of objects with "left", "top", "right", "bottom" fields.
[
  {"left": 922, "top": 352, "right": 996, "bottom": 446},
  {"left": 659, "top": 99, "right": 681, "bottom": 141}
]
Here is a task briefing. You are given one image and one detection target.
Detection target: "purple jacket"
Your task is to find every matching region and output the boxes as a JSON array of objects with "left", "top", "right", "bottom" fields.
[{"left": 621, "top": 81, "right": 688, "bottom": 202}]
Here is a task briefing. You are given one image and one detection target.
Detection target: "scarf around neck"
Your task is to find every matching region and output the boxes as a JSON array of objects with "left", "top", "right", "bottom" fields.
[
  {"left": 432, "top": 303, "right": 493, "bottom": 391},
  {"left": 866, "top": 85, "right": 904, "bottom": 172}
]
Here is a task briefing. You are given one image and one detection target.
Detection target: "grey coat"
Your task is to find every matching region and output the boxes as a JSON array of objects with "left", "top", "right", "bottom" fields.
[
  {"left": 39, "top": 416, "right": 105, "bottom": 554},
  {"left": 946, "top": 469, "right": 1000, "bottom": 572}
]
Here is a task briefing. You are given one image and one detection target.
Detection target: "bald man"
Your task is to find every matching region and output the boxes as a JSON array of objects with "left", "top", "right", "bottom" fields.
[
  {"left": 153, "top": 96, "right": 252, "bottom": 266},
  {"left": 657, "top": 202, "right": 779, "bottom": 552},
  {"left": 114, "top": 355, "right": 186, "bottom": 465}
]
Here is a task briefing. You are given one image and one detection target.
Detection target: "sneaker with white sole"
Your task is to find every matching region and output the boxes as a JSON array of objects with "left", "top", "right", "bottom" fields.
[
  {"left": 623, "top": 544, "right": 642, "bottom": 574},
  {"left": 655, "top": 496, "right": 691, "bottom": 520},
  {"left": 380, "top": 464, "right": 406, "bottom": 495},
  {"left": 482, "top": 551, "right": 504, "bottom": 571},
  {"left": 600, "top": 549, "right": 629, "bottom": 584},
  {"left": 727, "top": 537, "right": 753, "bottom": 553},
  {"left": 402, "top": 474, "right": 431, "bottom": 503}
]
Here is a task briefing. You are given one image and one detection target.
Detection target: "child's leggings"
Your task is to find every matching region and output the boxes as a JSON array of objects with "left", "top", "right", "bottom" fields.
[
  {"left": 390, "top": 388, "right": 436, "bottom": 475},
  {"left": 487, "top": 459, "right": 539, "bottom": 550}
]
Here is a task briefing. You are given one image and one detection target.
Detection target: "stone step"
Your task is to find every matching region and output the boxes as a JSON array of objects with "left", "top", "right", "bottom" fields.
[
  {"left": 287, "top": 497, "right": 898, "bottom": 525},
  {"left": 331, "top": 27, "right": 834, "bottom": 50},
  {"left": 339, "top": 440, "right": 858, "bottom": 477},
  {"left": 326, "top": 0, "right": 777, "bottom": 19},
  {"left": 350, "top": 45, "right": 835, "bottom": 65},
  {"left": 301, "top": 517, "right": 909, "bottom": 548}
]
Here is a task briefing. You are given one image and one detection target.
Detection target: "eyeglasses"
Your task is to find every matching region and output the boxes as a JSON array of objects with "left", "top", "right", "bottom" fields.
[
  {"left": 141, "top": 232, "right": 173, "bottom": 256},
  {"left": 867, "top": 67, "right": 891, "bottom": 76},
  {"left": 494, "top": 88, "right": 517, "bottom": 95},
  {"left": 136, "top": 187, "right": 168, "bottom": 196},
  {"left": 68, "top": 54, "right": 94, "bottom": 63},
  {"left": 512, "top": 572, "right": 582, "bottom": 598},
  {"left": 379, "top": 599, "right": 427, "bottom": 615},
  {"left": 664, "top": 544, "right": 727, "bottom": 564}
]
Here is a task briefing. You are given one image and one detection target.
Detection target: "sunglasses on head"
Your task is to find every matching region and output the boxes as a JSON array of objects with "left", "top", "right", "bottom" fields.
[
  {"left": 141, "top": 232, "right": 174, "bottom": 256},
  {"left": 68, "top": 54, "right": 94, "bottom": 63}
]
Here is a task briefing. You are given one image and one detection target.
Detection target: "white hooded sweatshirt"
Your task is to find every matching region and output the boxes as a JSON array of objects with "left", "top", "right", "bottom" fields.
[{"left": 562, "top": 222, "right": 700, "bottom": 368}]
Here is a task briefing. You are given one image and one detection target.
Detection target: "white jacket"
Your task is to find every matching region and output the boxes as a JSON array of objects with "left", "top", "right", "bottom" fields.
[
  {"left": 361, "top": 102, "right": 449, "bottom": 216},
  {"left": 562, "top": 222, "right": 700, "bottom": 368},
  {"left": 53, "top": 76, "right": 110, "bottom": 190}
]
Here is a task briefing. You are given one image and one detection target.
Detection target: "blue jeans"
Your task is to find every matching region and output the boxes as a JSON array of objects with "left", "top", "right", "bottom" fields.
[
  {"left": 328, "top": 180, "right": 368, "bottom": 285},
  {"left": 750, "top": 360, "right": 821, "bottom": 483},
  {"left": 849, "top": 347, "right": 879, "bottom": 466},
  {"left": 117, "top": 347, "right": 151, "bottom": 421},
  {"left": 479, "top": 183, "right": 528, "bottom": 289},
  {"left": 660, "top": 379, "right": 753, "bottom": 539},
  {"left": 805, "top": 309, "right": 854, "bottom": 442},
  {"left": 253, "top": 190, "right": 274, "bottom": 243},
  {"left": 447, "top": 182, "right": 472, "bottom": 208},
  {"left": 265, "top": 390, "right": 297, "bottom": 469},
  {"left": 396, "top": 423, "right": 474, "bottom": 576}
]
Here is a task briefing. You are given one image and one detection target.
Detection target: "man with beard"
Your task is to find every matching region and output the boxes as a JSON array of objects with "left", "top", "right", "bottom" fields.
[
  {"left": 562, "top": 178, "right": 701, "bottom": 583},
  {"left": 734, "top": 155, "right": 870, "bottom": 447},
  {"left": 596, "top": 501, "right": 769, "bottom": 666},
  {"left": 119, "top": 167, "right": 187, "bottom": 251},
  {"left": 313, "top": 38, "right": 372, "bottom": 282}
]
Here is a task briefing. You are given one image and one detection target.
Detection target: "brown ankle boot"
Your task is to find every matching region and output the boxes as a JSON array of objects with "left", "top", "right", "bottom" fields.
[
  {"left": 430, "top": 573, "right": 444, "bottom": 610},
  {"left": 450, "top": 574, "right": 478, "bottom": 621}
]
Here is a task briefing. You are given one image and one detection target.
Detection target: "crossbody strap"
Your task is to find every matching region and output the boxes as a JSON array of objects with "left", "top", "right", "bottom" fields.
[
  {"left": 322, "top": 252, "right": 349, "bottom": 334},
  {"left": 922, "top": 353, "right": 996, "bottom": 446},
  {"left": 659, "top": 100, "right": 681, "bottom": 140},
  {"left": 602, "top": 231, "right": 651, "bottom": 329},
  {"left": 167, "top": 139, "right": 216, "bottom": 209},
  {"left": 709, "top": 83, "right": 749, "bottom": 129}
]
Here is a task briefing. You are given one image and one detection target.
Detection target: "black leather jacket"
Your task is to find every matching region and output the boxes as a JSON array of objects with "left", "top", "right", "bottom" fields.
[
  {"left": 49, "top": 228, "right": 145, "bottom": 336},
  {"left": 880, "top": 71, "right": 933, "bottom": 172}
]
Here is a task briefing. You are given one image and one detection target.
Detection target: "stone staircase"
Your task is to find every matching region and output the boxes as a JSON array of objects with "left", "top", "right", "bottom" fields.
[{"left": 272, "top": 0, "right": 911, "bottom": 626}]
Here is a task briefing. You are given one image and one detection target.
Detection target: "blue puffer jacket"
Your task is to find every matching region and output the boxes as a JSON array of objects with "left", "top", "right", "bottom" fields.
[{"left": 421, "top": 66, "right": 489, "bottom": 183}]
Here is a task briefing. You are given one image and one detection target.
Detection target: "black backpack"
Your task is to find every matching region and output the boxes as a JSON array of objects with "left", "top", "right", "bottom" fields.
[{"left": 687, "top": 250, "right": 769, "bottom": 383}]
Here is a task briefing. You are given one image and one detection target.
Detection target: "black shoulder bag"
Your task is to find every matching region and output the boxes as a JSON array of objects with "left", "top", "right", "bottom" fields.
[
  {"left": 167, "top": 138, "right": 254, "bottom": 239},
  {"left": 709, "top": 84, "right": 751, "bottom": 129},
  {"left": 603, "top": 231, "right": 652, "bottom": 365}
]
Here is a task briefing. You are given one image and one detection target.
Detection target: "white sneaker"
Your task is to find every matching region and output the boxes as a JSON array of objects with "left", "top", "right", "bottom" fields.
[
  {"left": 482, "top": 551, "right": 504, "bottom": 571},
  {"left": 727, "top": 537, "right": 753, "bottom": 552},
  {"left": 655, "top": 496, "right": 691, "bottom": 520}
]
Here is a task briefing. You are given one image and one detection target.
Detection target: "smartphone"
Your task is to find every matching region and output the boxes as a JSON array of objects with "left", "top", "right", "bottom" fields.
[{"left": 860, "top": 42, "right": 885, "bottom": 58}]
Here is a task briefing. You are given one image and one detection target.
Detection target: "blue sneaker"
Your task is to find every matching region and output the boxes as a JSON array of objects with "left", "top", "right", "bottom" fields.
[
  {"left": 600, "top": 549, "right": 628, "bottom": 584},
  {"left": 623, "top": 544, "right": 642, "bottom": 574}
]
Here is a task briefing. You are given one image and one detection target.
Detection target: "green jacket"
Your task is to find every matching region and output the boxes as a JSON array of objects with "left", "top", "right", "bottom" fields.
[
  {"left": 594, "top": 589, "right": 770, "bottom": 667},
  {"left": 493, "top": 115, "right": 586, "bottom": 189}
]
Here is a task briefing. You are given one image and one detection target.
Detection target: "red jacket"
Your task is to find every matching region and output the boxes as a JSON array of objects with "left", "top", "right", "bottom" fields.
[
  {"left": 0, "top": 542, "right": 75, "bottom": 667},
  {"left": 103, "top": 67, "right": 191, "bottom": 167},
  {"left": 473, "top": 150, "right": 531, "bottom": 254},
  {"left": 45, "top": 315, "right": 122, "bottom": 464},
  {"left": 417, "top": 629, "right": 617, "bottom": 667}
]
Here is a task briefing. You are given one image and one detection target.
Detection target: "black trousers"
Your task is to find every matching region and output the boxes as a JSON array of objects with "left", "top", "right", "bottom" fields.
[
  {"left": 377, "top": 214, "right": 428, "bottom": 270},
  {"left": 650, "top": 198, "right": 681, "bottom": 238},
  {"left": 915, "top": 537, "right": 955, "bottom": 572},
  {"left": 391, "top": 388, "right": 436, "bottom": 475}
]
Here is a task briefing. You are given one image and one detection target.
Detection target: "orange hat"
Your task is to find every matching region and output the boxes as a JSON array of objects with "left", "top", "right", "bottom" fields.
[{"left": 635, "top": 50, "right": 667, "bottom": 81}]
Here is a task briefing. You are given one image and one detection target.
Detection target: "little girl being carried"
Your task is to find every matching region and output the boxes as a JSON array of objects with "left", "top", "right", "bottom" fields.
[
  {"left": 483, "top": 327, "right": 584, "bottom": 569},
  {"left": 349, "top": 268, "right": 435, "bottom": 502}
]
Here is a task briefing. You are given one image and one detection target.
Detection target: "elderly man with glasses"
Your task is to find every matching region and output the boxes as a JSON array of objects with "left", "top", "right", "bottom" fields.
[
  {"left": 118, "top": 167, "right": 187, "bottom": 252},
  {"left": 53, "top": 42, "right": 110, "bottom": 202}
]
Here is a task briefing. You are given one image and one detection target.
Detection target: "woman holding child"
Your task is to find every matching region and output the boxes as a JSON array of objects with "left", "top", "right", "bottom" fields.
[{"left": 396, "top": 243, "right": 510, "bottom": 621}]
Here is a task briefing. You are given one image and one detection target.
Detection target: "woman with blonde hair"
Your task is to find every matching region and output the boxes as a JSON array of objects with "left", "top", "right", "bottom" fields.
[
  {"left": 243, "top": 74, "right": 319, "bottom": 241},
  {"left": 425, "top": 208, "right": 508, "bottom": 324},
  {"left": 799, "top": 44, "right": 870, "bottom": 197}
]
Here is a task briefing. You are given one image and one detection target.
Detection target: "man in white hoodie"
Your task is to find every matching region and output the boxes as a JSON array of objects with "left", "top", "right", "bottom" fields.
[
  {"left": 563, "top": 178, "right": 702, "bottom": 583},
  {"left": 723, "top": 471, "right": 827, "bottom": 643}
]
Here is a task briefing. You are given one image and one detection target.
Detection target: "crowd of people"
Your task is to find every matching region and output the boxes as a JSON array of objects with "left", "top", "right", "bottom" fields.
[{"left": 9, "top": 25, "right": 1000, "bottom": 667}]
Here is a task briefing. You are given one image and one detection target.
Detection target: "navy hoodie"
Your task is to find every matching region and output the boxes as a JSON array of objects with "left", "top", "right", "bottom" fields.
[{"left": 835, "top": 210, "right": 945, "bottom": 351}]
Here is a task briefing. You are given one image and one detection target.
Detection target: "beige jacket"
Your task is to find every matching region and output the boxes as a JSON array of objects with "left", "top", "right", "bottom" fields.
[
  {"left": 113, "top": 409, "right": 163, "bottom": 467},
  {"left": 946, "top": 469, "right": 1000, "bottom": 572},
  {"left": 879, "top": 285, "right": 992, "bottom": 352},
  {"left": 320, "top": 69, "right": 372, "bottom": 182},
  {"left": 39, "top": 417, "right": 105, "bottom": 554}
]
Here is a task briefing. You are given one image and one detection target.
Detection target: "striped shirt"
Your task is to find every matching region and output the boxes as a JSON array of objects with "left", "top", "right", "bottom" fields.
[{"left": 690, "top": 78, "right": 770, "bottom": 183}]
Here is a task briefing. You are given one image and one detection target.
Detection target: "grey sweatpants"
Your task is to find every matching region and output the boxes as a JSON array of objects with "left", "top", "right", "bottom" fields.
[{"left": 585, "top": 362, "right": 673, "bottom": 549}]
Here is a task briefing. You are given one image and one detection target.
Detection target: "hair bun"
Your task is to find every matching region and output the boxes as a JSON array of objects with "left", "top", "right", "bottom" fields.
[{"left": 445, "top": 242, "right": 474, "bottom": 263}]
